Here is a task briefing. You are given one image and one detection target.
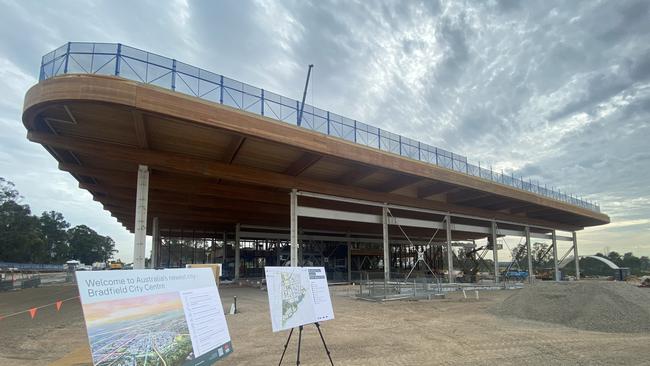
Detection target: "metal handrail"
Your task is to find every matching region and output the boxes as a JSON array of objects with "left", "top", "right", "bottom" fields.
[{"left": 38, "top": 42, "right": 601, "bottom": 213}]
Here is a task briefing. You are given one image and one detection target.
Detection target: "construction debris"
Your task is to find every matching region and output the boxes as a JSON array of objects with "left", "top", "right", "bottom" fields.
[{"left": 490, "top": 281, "right": 650, "bottom": 333}]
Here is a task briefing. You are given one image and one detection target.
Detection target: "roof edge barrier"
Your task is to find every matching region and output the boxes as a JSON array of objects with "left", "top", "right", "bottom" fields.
[{"left": 33, "top": 41, "right": 604, "bottom": 215}]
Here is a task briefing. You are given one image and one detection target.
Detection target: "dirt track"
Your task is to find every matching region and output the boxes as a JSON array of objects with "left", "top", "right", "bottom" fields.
[{"left": 1, "top": 284, "right": 650, "bottom": 365}]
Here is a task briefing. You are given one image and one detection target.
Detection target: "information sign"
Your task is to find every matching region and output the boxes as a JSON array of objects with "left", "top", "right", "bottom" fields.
[
  {"left": 265, "top": 266, "right": 334, "bottom": 332},
  {"left": 76, "top": 268, "right": 232, "bottom": 365}
]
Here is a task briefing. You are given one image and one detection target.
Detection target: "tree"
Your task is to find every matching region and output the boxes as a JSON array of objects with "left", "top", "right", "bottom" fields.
[
  {"left": 524, "top": 242, "right": 552, "bottom": 268},
  {"left": 1, "top": 177, "right": 118, "bottom": 265},
  {"left": 622, "top": 252, "right": 640, "bottom": 269},
  {"left": 0, "top": 177, "right": 20, "bottom": 203},
  {"left": 98, "top": 235, "right": 117, "bottom": 262},
  {"left": 509, "top": 243, "right": 528, "bottom": 269},
  {"left": 68, "top": 225, "right": 116, "bottom": 264},
  {"left": 0, "top": 178, "right": 46, "bottom": 263},
  {"left": 40, "top": 211, "right": 70, "bottom": 262},
  {"left": 607, "top": 251, "right": 622, "bottom": 266},
  {"left": 640, "top": 256, "right": 649, "bottom": 271}
]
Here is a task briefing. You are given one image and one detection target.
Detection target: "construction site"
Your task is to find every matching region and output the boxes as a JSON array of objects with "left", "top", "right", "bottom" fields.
[
  {"left": 5, "top": 41, "right": 649, "bottom": 365},
  {"left": 26, "top": 43, "right": 609, "bottom": 286}
]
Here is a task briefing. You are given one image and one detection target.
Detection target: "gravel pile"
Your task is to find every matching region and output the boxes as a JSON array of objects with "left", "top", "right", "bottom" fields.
[{"left": 490, "top": 281, "right": 650, "bottom": 333}]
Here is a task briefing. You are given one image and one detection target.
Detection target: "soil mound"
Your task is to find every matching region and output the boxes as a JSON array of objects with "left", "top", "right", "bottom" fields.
[{"left": 490, "top": 281, "right": 650, "bottom": 333}]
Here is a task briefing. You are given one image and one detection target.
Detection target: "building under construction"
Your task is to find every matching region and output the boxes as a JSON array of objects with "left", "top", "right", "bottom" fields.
[{"left": 23, "top": 42, "right": 610, "bottom": 286}]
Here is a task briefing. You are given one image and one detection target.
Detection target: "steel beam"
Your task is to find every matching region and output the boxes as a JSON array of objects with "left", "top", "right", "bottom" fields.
[
  {"left": 393, "top": 217, "right": 444, "bottom": 230},
  {"left": 552, "top": 230, "right": 559, "bottom": 281},
  {"left": 290, "top": 189, "right": 298, "bottom": 267},
  {"left": 296, "top": 191, "right": 570, "bottom": 232},
  {"left": 296, "top": 205, "right": 526, "bottom": 236},
  {"left": 382, "top": 206, "right": 390, "bottom": 280},
  {"left": 573, "top": 231, "right": 580, "bottom": 280},
  {"left": 297, "top": 206, "right": 381, "bottom": 224},
  {"left": 525, "top": 226, "right": 533, "bottom": 284},
  {"left": 491, "top": 221, "right": 499, "bottom": 283},
  {"left": 133, "top": 165, "right": 149, "bottom": 269},
  {"left": 446, "top": 215, "right": 453, "bottom": 283}
]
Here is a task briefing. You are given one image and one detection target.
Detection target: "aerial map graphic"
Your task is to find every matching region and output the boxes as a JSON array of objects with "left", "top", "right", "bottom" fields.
[
  {"left": 83, "top": 292, "right": 195, "bottom": 365},
  {"left": 280, "top": 272, "right": 308, "bottom": 327}
]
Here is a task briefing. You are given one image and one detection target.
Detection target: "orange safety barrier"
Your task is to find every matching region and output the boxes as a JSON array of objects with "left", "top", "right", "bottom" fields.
[{"left": 0, "top": 296, "right": 79, "bottom": 321}]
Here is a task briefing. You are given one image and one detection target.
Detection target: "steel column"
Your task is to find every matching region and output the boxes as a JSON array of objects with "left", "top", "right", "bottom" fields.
[
  {"left": 298, "top": 229, "right": 303, "bottom": 265},
  {"left": 491, "top": 221, "right": 499, "bottom": 283},
  {"left": 445, "top": 215, "right": 453, "bottom": 283},
  {"left": 235, "top": 223, "right": 241, "bottom": 280},
  {"left": 290, "top": 189, "right": 298, "bottom": 267},
  {"left": 115, "top": 43, "right": 122, "bottom": 76},
  {"left": 382, "top": 206, "right": 390, "bottom": 280},
  {"left": 151, "top": 217, "right": 159, "bottom": 268},
  {"left": 525, "top": 226, "right": 533, "bottom": 284},
  {"left": 133, "top": 165, "right": 149, "bottom": 269},
  {"left": 222, "top": 231, "right": 227, "bottom": 278},
  {"left": 573, "top": 231, "right": 580, "bottom": 280},
  {"left": 346, "top": 232, "right": 352, "bottom": 283},
  {"left": 63, "top": 42, "right": 71, "bottom": 74},
  {"left": 552, "top": 230, "right": 559, "bottom": 281}
]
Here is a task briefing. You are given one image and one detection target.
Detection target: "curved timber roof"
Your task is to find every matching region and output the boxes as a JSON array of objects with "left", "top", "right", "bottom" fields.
[{"left": 22, "top": 73, "right": 609, "bottom": 235}]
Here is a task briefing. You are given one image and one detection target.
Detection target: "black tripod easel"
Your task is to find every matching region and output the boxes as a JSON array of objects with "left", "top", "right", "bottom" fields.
[{"left": 278, "top": 322, "right": 334, "bottom": 365}]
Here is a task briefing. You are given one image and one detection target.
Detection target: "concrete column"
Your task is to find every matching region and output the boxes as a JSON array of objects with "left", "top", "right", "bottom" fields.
[
  {"left": 445, "top": 215, "right": 454, "bottom": 283},
  {"left": 151, "top": 217, "right": 159, "bottom": 268},
  {"left": 382, "top": 206, "right": 390, "bottom": 281},
  {"left": 573, "top": 231, "right": 580, "bottom": 280},
  {"left": 491, "top": 221, "right": 499, "bottom": 283},
  {"left": 290, "top": 189, "right": 298, "bottom": 267},
  {"left": 235, "top": 223, "right": 241, "bottom": 280},
  {"left": 346, "top": 232, "right": 352, "bottom": 283},
  {"left": 525, "top": 226, "right": 533, "bottom": 284},
  {"left": 133, "top": 165, "right": 149, "bottom": 269},
  {"left": 552, "top": 230, "right": 559, "bottom": 281}
]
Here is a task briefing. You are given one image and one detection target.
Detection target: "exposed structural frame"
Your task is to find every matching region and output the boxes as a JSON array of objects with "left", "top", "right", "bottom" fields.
[
  {"left": 130, "top": 178, "right": 581, "bottom": 281},
  {"left": 288, "top": 190, "right": 580, "bottom": 282}
]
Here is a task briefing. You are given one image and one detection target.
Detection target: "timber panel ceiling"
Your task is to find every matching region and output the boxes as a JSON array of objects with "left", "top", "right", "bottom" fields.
[
  {"left": 22, "top": 75, "right": 610, "bottom": 234},
  {"left": 146, "top": 116, "right": 233, "bottom": 160},
  {"left": 231, "top": 138, "right": 304, "bottom": 173}
]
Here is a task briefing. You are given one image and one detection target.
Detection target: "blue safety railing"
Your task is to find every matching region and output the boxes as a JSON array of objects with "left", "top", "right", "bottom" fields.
[{"left": 38, "top": 42, "right": 601, "bottom": 213}]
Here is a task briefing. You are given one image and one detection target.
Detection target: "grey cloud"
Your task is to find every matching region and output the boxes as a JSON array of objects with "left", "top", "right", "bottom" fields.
[
  {"left": 596, "top": 0, "right": 650, "bottom": 43},
  {"left": 1, "top": 0, "right": 649, "bottom": 258},
  {"left": 432, "top": 11, "right": 470, "bottom": 86}
]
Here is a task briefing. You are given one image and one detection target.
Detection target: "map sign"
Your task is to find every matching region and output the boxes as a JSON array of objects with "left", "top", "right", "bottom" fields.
[
  {"left": 76, "top": 268, "right": 232, "bottom": 365},
  {"left": 265, "top": 267, "right": 335, "bottom": 332}
]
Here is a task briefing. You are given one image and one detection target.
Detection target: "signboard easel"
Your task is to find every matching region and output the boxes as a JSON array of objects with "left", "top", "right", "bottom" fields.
[{"left": 264, "top": 266, "right": 335, "bottom": 365}]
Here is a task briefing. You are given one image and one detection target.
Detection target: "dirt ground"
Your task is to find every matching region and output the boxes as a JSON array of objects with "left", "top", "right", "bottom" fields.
[{"left": 1, "top": 283, "right": 650, "bottom": 366}]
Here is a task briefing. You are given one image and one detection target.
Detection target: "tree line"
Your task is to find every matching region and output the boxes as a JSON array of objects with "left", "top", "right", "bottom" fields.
[
  {"left": 0, "top": 178, "right": 116, "bottom": 265},
  {"left": 510, "top": 242, "right": 650, "bottom": 276}
]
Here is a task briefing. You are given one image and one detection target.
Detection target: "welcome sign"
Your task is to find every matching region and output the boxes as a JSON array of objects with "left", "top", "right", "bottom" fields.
[{"left": 76, "top": 268, "right": 232, "bottom": 365}]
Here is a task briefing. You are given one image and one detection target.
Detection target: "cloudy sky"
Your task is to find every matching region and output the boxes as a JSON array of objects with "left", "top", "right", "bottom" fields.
[{"left": 1, "top": 0, "right": 649, "bottom": 261}]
